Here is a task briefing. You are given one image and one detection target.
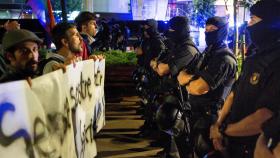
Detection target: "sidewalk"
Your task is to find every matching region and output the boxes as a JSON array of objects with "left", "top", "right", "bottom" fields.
[{"left": 95, "top": 96, "right": 162, "bottom": 158}]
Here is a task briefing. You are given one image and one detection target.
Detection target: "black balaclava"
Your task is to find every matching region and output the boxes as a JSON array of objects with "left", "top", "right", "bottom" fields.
[
  {"left": 168, "top": 16, "right": 190, "bottom": 42},
  {"left": 247, "top": 0, "right": 280, "bottom": 51},
  {"left": 144, "top": 19, "right": 159, "bottom": 38},
  {"left": 205, "top": 16, "right": 229, "bottom": 47}
]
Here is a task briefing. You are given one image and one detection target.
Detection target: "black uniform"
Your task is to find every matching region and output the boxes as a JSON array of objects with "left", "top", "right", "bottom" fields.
[
  {"left": 223, "top": 1, "right": 280, "bottom": 157},
  {"left": 141, "top": 19, "right": 164, "bottom": 69},
  {"left": 225, "top": 43, "right": 280, "bottom": 158},
  {"left": 190, "top": 44, "right": 237, "bottom": 157},
  {"left": 161, "top": 33, "right": 200, "bottom": 158},
  {"left": 142, "top": 34, "right": 163, "bottom": 69},
  {"left": 158, "top": 16, "right": 200, "bottom": 158},
  {"left": 166, "top": 38, "right": 199, "bottom": 77},
  {"left": 134, "top": 20, "right": 165, "bottom": 140},
  {"left": 188, "top": 17, "right": 237, "bottom": 158},
  {"left": 93, "top": 21, "right": 111, "bottom": 51}
]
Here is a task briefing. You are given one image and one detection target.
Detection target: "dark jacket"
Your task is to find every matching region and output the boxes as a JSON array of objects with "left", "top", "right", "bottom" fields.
[
  {"left": 189, "top": 44, "right": 237, "bottom": 113},
  {"left": 141, "top": 34, "right": 164, "bottom": 69},
  {"left": 165, "top": 38, "right": 200, "bottom": 77},
  {"left": 0, "top": 54, "right": 7, "bottom": 78},
  {"left": 0, "top": 66, "right": 30, "bottom": 83}
]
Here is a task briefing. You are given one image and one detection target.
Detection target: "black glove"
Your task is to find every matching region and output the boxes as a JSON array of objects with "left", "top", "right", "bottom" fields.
[{"left": 262, "top": 114, "right": 280, "bottom": 150}]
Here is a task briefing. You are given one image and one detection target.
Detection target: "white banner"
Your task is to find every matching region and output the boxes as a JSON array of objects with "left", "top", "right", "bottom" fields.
[
  {"left": 93, "top": 59, "right": 106, "bottom": 133},
  {"left": 0, "top": 81, "right": 49, "bottom": 158},
  {"left": 31, "top": 69, "right": 76, "bottom": 158},
  {"left": 0, "top": 59, "right": 106, "bottom": 158},
  {"left": 66, "top": 60, "right": 97, "bottom": 158}
]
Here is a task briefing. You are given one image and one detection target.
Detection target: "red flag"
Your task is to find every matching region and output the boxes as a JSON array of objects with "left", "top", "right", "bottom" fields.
[
  {"left": 27, "top": 0, "right": 56, "bottom": 33},
  {"left": 46, "top": 0, "right": 55, "bottom": 30}
]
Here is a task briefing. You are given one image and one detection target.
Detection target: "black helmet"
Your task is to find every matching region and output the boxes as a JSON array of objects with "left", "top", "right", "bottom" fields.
[
  {"left": 132, "top": 69, "right": 141, "bottom": 83},
  {"left": 147, "top": 93, "right": 157, "bottom": 103},
  {"left": 156, "top": 95, "right": 181, "bottom": 131},
  {"left": 136, "top": 83, "right": 145, "bottom": 95},
  {"left": 203, "top": 151, "right": 226, "bottom": 158},
  {"left": 140, "top": 74, "right": 149, "bottom": 85},
  {"left": 138, "top": 67, "right": 146, "bottom": 74}
]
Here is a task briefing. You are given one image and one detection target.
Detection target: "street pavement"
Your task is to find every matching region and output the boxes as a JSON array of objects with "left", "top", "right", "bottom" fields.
[{"left": 95, "top": 96, "right": 163, "bottom": 158}]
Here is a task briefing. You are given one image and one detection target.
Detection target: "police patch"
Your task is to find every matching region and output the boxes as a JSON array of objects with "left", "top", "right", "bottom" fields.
[{"left": 250, "top": 72, "right": 260, "bottom": 85}]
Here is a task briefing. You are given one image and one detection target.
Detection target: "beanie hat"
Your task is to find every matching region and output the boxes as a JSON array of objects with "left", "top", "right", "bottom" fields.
[
  {"left": 2, "top": 29, "right": 42, "bottom": 52},
  {"left": 206, "top": 16, "right": 228, "bottom": 29},
  {"left": 169, "top": 16, "right": 190, "bottom": 32},
  {"left": 250, "top": 0, "right": 280, "bottom": 22}
]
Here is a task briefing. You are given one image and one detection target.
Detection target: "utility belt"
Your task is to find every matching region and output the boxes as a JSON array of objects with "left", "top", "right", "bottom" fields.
[
  {"left": 190, "top": 102, "right": 221, "bottom": 132},
  {"left": 226, "top": 135, "right": 258, "bottom": 147},
  {"left": 226, "top": 137, "right": 256, "bottom": 158},
  {"left": 191, "top": 102, "right": 220, "bottom": 117}
]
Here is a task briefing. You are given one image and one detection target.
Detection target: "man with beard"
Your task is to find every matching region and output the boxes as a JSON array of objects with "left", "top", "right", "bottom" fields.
[
  {"left": 210, "top": 0, "right": 280, "bottom": 158},
  {"left": 42, "top": 22, "right": 83, "bottom": 74},
  {"left": 0, "top": 29, "right": 42, "bottom": 83},
  {"left": 177, "top": 16, "right": 237, "bottom": 157},
  {"left": 0, "top": 20, "right": 21, "bottom": 77}
]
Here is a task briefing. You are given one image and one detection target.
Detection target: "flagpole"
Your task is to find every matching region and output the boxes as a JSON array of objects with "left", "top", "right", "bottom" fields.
[
  {"left": 233, "top": 0, "right": 239, "bottom": 57},
  {"left": 60, "top": 0, "right": 67, "bottom": 22}
]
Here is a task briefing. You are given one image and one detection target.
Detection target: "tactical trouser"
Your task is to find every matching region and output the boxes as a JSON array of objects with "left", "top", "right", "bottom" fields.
[
  {"left": 161, "top": 118, "right": 192, "bottom": 158},
  {"left": 192, "top": 112, "right": 217, "bottom": 158},
  {"left": 226, "top": 138, "right": 255, "bottom": 158},
  {"left": 163, "top": 135, "right": 180, "bottom": 158},
  {"left": 167, "top": 118, "right": 193, "bottom": 158}
]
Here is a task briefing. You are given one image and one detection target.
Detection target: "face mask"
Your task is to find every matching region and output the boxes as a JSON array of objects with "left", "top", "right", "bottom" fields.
[
  {"left": 247, "top": 20, "right": 279, "bottom": 49},
  {"left": 144, "top": 27, "right": 157, "bottom": 38},
  {"left": 205, "top": 25, "right": 228, "bottom": 46},
  {"left": 168, "top": 28, "right": 190, "bottom": 42},
  {"left": 205, "top": 30, "right": 219, "bottom": 46}
]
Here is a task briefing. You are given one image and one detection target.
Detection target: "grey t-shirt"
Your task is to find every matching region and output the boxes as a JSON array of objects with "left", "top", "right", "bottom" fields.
[{"left": 43, "top": 52, "right": 65, "bottom": 74}]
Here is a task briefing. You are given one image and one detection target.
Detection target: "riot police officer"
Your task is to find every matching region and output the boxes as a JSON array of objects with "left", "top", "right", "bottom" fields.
[
  {"left": 254, "top": 112, "right": 280, "bottom": 158},
  {"left": 152, "top": 16, "right": 199, "bottom": 77},
  {"left": 177, "top": 16, "right": 237, "bottom": 157},
  {"left": 138, "top": 19, "right": 164, "bottom": 69},
  {"left": 152, "top": 16, "right": 200, "bottom": 158},
  {"left": 133, "top": 19, "right": 165, "bottom": 138},
  {"left": 210, "top": 1, "right": 280, "bottom": 158}
]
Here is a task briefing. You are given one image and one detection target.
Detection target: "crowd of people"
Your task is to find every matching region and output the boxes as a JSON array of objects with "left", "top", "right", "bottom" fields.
[
  {"left": 133, "top": 0, "right": 280, "bottom": 158},
  {"left": 0, "top": 10, "right": 133, "bottom": 83},
  {"left": 0, "top": 0, "right": 280, "bottom": 158}
]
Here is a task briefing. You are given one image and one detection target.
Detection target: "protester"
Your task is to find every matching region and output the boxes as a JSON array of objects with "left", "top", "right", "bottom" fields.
[
  {"left": 0, "top": 29, "right": 42, "bottom": 83},
  {"left": 42, "top": 22, "right": 83, "bottom": 74},
  {"left": 75, "top": 11, "right": 98, "bottom": 56}
]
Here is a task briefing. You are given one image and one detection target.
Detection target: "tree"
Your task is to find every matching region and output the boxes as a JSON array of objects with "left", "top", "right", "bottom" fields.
[
  {"left": 192, "top": 0, "right": 216, "bottom": 28},
  {"left": 50, "top": 0, "right": 81, "bottom": 12},
  {"left": 50, "top": 0, "right": 81, "bottom": 22}
]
